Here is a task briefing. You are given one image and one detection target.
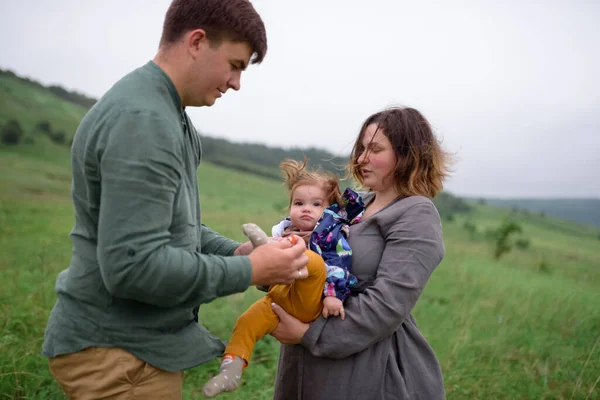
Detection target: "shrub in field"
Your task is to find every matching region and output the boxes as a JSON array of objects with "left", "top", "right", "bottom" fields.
[
  {"left": 51, "top": 131, "right": 66, "bottom": 145},
  {"left": 537, "top": 259, "right": 551, "bottom": 274},
  {"left": 494, "top": 219, "right": 523, "bottom": 260},
  {"left": 36, "top": 120, "right": 52, "bottom": 134},
  {"left": 1, "top": 119, "right": 23, "bottom": 145}
]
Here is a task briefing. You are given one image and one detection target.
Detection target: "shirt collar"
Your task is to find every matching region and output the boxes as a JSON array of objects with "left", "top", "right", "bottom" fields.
[{"left": 144, "top": 60, "right": 183, "bottom": 112}]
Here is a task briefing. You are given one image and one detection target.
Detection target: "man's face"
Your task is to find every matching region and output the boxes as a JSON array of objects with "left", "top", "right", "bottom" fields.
[{"left": 187, "top": 37, "right": 252, "bottom": 107}]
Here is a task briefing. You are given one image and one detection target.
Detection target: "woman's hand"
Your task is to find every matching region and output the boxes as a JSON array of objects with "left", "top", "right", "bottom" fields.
[{"left": 270, "top": 302, "right": 310, "bottom": 344}]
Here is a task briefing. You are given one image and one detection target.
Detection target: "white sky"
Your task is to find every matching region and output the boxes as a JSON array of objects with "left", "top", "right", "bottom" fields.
[{"left": 1, "top": 0, "right": 599, "bottom": 198}]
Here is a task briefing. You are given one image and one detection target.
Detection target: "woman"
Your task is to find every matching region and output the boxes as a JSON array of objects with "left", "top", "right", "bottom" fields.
[{"left": 269, "top": 106, "right": 451, "bottom": 400}]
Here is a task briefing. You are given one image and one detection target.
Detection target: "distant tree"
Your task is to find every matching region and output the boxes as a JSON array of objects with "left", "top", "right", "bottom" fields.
[
  {"left": 46, "top": 85, "right": 97, "bottom": 108},
  {"left": 198, "top": 133, "right": 348, "bottom": 181},
  {"left": 0, "top": 68, "right": 17, "bottom": 78},
  {"left": 494, "top": 219, "right": 523, "bottom": 259},
  {"left": 1, "top": 119, "right": 23, "bottom": 145},
  {"left": 2, "top": 68, "right": 97, "bottom": 108},
  {"left": 433, "top": 191, "right": 472, "bottom": 219},
  {"left": 478, "top": 198, "right": 487, "bottom": 205}
]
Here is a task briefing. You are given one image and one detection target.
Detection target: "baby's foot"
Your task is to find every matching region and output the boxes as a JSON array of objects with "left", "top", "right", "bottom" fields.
[{"left": 202, "top": 355, "right": 246, "bottom": 398}]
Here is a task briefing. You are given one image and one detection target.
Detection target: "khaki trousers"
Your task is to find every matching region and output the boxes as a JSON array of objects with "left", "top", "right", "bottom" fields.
[{"left": 48, "top": 347, "right": 183, "bottom": 399}]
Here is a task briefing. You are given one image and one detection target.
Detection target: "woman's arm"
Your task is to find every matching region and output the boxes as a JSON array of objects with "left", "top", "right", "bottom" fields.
[{"left": 299, "top": 201, "right": 444, "bottom": 358}]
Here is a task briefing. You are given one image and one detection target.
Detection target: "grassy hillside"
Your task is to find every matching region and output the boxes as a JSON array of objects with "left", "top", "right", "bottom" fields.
[
  {"left": 481, "top": 198, "right": 600, "bottom": 229},
  {"left": 0, "top": 71, "right": 346, "bottom": 182},
  {"left": 1, "top": 144, "right": 599, "bottom": 399},
  {"left": 0, "top": 74, "right": 88, "bottom": 140}
]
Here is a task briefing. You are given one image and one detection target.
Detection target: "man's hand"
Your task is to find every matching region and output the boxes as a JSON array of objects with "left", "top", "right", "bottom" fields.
[
  {"left": 289, "top": 235, "right": 307, "bottom": 249},
  {"left": 322, "top": 296, "right": 345, "bottom": 320},
  {"left": 234, "top": 235, "right": 295, "bottom": 256},
  {"left": 248, "top": 237, "right": 309, "bottom": 286},
  {"left": 233, "top": 241, "right": 254, "bottom": 256}
]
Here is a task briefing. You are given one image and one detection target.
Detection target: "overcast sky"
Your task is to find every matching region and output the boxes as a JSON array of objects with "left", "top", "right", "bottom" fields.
[{"left": 1, "top": 0, "right": 599, "bottom": 198}]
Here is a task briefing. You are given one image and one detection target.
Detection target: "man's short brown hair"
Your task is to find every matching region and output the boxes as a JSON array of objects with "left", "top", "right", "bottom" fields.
[{"left": 160, "top": 0, "right": 267, "bottom": 64}]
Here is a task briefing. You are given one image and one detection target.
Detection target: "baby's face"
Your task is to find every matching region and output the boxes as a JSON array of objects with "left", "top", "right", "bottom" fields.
[{"left": 289, "top": 185, "right": 329, "bottom": 231}]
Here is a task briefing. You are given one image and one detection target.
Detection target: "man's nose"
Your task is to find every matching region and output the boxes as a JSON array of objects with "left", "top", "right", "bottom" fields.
[{"left": 229, "top": 72, "right": 241, "bottom": 91}]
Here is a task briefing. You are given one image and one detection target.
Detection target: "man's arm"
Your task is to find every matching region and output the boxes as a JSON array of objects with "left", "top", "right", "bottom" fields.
[
  {"left": 200, "top": 224, "right": 241, "bottom": 257},
  {"left": 96, "top": 111, "right": 252, "bottom": 308}
]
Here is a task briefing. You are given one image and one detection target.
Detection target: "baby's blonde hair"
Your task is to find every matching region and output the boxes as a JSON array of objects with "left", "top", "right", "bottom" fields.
[{"left": 280, "top": 158, "right": 342, "bottom": 208}]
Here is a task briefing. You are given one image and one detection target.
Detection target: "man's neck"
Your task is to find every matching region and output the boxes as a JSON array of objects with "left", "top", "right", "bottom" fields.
[{"left": 153, "top": 51, "right": 187, "bottom": 107}]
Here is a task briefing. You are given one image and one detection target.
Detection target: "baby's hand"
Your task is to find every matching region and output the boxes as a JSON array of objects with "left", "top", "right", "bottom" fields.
[{"left": 322, "top": 296, "right": 345, "bottom": 320}]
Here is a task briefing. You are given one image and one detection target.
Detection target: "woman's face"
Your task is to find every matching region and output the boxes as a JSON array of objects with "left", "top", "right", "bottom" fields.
[{"left": 356, "top": 123, "right": 397, "bottom": 192}]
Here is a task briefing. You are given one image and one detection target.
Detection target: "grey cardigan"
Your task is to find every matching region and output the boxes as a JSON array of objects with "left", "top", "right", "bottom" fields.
[{"left": 273, "top": 194, "right": 446, "bottom": 400}]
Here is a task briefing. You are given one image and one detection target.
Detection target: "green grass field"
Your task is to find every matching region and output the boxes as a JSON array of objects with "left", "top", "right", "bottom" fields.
[{"left": 1, "top": 140, "right": 599, "bottom": 400}]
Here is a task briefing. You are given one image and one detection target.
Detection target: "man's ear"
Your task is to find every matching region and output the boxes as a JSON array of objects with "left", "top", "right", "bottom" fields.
[{"left": 186, "top": 29, "right": 209, "bottom": 58}]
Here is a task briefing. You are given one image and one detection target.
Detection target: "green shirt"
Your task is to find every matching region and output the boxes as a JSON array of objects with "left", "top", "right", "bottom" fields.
[{"left": 41, "top": 61, "right": 252, "bottom": 372}]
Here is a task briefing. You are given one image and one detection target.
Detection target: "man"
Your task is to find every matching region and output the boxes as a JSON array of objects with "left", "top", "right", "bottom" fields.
[{"left": 42, "top": 1, "right": 308, "bottom": 398}]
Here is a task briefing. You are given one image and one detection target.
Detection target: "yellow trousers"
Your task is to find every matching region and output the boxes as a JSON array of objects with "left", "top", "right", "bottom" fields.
[{"left": 225, "top": 250, "right": 326, "bottom": 362}]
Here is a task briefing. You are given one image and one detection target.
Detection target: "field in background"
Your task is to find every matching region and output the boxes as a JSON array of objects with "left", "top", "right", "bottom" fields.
[{"left": 1, "top": 143, "right": 599, "bottom": 400}]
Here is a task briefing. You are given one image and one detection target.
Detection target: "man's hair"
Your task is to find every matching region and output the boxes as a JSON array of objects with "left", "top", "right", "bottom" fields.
[
  {"left": 160, "top": 0, "right": 267, "bottom": 64},
  {"left": 348, "top": 107, "right": 452, "bottom": 199},
  {"left": 280, "top": 159, "right": 342, "bottom": 208}
]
